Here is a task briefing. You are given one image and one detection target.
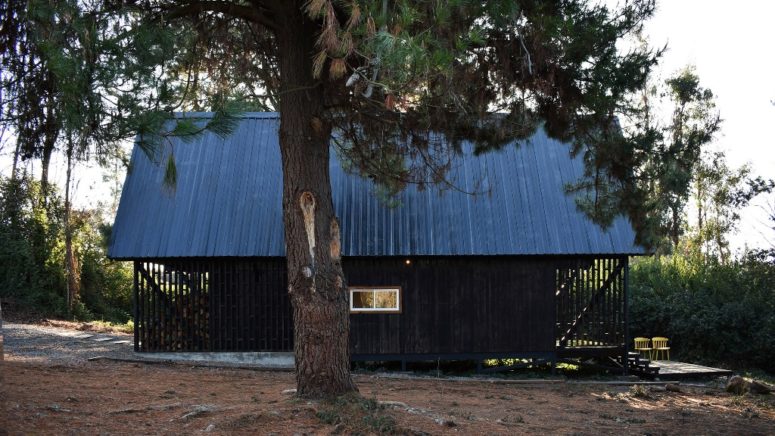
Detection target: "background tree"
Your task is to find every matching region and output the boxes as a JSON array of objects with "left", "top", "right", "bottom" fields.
[
  {"left": 608, "top": 67, "right": 721, "bottom": 253},
  {"left": 661, "top": 69, "right": 721, "bottom": 247},
  {"left": 768, "top": 201, "right": 775, "bottom": 247},
  {"left": 691, "top": 151, "right": 774, "bottom": 262},
  {"left": 0, "top": 0, "right": 60, "bottom": 191},
  {"left": 626, "top": 82, "right": 774, "bottom": 372},
  {"left": 1, "top": 0, "right": 217, "bottom": 310}
]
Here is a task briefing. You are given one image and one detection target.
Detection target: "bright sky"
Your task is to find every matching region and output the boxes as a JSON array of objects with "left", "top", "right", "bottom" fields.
[
  {"left": 2, "top": 1, "right": 774, "bottom": 251},
  {"left": 638, "top": 0, "right": 775, "bottom": 249}
]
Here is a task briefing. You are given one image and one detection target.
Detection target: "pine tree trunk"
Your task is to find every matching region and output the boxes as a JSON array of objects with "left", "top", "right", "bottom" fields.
[
  {"left": 11, "top": 138, "right": 21, "bottom": 182},
  {"left": 40, "top": 145, "right": 53, "bottom": 197},
  {"left": 64, "top": 142, "right": 79, "bottom": 311},
  {"left": 670, "top": 205, "right": 680, "bottom": 248},
  {"left": 276, "top": 4, "right": 356, "bottom": 398},
  {"left": 696, "top": 180, "right": 704, "bottom": 235},
  {"left": 40, "top": 94, "right": 57, "bottom": 203}
]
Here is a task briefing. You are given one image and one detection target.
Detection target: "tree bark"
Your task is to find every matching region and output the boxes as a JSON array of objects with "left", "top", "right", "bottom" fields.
[
  {"left": 40, "top": 92, "right": 57, "bottom": 204},
  {"left": 695, "top": 180, "right": 703, "bottom": 234},
  {"left": 11, "top": 137, "right": 21, "bottom": 182},
  {"left": 275, "top": 3, "right": 356, "bottom": 398},
  {"left": 670, "top": 205, "right": 680, "bottom": 249},
  {"left": 64, "top": 141, "right": 80, "bottom": 311}
]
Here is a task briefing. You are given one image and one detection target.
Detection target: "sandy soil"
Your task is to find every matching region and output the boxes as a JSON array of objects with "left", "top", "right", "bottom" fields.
[
  {"left": 2, "top": 356, "right": 774, "bottom": 435},
  {"left": 1, "top": 322, "right": 774, "bottom": 434}
]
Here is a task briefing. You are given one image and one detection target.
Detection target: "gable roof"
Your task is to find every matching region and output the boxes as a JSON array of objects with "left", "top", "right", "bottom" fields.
[{"left": 108, "top": 112, "right": 645, "bottom": 259}]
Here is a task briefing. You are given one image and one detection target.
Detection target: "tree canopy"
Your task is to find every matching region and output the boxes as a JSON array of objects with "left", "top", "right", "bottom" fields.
[
  {"left": 3, "top": 0, "right": 711, "bottom": 398},
  {"left": 129, "top": 1, "right": 667, "bottom": 245}
]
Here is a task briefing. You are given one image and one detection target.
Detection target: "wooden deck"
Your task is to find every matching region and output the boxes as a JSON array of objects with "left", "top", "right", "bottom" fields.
[{"left": 652, "top": 360, "right": 733, "bottom": 377}]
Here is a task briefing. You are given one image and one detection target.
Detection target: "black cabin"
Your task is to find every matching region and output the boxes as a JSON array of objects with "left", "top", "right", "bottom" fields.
[{"left": 108, "top": 112, "right": 645, "bottom": 366}]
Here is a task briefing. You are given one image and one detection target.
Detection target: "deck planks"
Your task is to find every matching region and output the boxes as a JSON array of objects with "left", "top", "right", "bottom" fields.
[{"left": 653, "top": 360, "right": 733, "bottom": 377}]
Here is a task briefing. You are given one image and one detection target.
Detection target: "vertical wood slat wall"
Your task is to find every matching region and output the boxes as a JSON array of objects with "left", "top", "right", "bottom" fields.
[
  {"left": 133, "top": 256, "right": 628, "bottom": 355},
  {"left": 134, "top": 258, "right": 292, "bottom": 352}
]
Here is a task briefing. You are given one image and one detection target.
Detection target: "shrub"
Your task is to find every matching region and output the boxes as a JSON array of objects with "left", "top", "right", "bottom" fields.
[
  {"left": 629, "top": 253, "right": 775, "bottom": 372},
  {"left": 0, "top": 176, "right": 67, "bottom": 314},
  {"left": 0, "top": 175, "right": 133, "bottom": 324}
]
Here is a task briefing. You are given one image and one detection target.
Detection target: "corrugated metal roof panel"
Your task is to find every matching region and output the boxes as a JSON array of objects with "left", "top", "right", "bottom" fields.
[{"left": 109, "top": 113, "right": 645, "bottom": 258}]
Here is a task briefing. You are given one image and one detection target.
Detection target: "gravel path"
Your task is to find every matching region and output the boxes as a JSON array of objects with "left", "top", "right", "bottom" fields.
[
  {"left": 1, "top": 323, "right": 136, "bottom": 365},
  {"left": 1, "top": 323, "right": 294, "bottom": 369}
]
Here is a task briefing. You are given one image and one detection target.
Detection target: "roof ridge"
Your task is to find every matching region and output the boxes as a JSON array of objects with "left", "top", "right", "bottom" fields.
[{"left": 172, "top": 111, "right": 279, "bottom": 119}]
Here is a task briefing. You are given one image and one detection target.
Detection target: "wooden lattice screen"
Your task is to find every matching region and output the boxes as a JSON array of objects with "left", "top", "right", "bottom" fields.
[
  {"left": 134, "top": 259, "right": 293, "bottom": 352},
  {"left": 555, "top": 257, "right": 627, "bottom": 349}
]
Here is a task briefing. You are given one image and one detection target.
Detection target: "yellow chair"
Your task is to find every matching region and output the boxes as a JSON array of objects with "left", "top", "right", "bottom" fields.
[
  {"left": 651, "top": 337, "right": 670, "bottom": 360},
  {"left": 634, "top": 337, "right": 652, "bottom": 359}
]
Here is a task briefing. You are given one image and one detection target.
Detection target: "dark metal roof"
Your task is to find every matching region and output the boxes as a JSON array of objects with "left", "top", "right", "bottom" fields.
[{"left": 109, "top": 112, "right": 645, "bottom": 259}]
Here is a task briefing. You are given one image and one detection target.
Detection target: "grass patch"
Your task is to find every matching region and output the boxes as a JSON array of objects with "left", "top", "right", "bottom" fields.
[
  {"left": 84, "top": 319, "right": 134, "bottom": 334},
  {"left": 315, "top": 393, "right": 397, "bottom": 434},
  {"left": 37, "top": 318, "right": 134, "bottom": 334},
  {"left": 629, "top": 385, "right": 651, "bottom": 399},
  {"left": 741, "top": 369, "right": 775, "bottom": 385}
]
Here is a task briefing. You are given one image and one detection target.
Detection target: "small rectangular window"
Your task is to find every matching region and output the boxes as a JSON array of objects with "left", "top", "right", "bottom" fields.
[{"left": 349, "top": 287, "right": 401, "bottom": 313}]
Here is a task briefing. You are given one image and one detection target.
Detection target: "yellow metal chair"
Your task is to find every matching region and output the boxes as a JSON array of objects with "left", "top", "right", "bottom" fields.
[
  {"left": 651, "top": 337, "right": 670, "bottom": 360},
  {"left": 634, "top": 337, "right": 652, "bottom": 359}
]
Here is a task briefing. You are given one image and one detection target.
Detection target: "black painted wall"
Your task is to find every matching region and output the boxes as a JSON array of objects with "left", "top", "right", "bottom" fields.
[
  {"left": 208, "top": 258, "right": 292, "bottom": 352},
  {"left": 345, "top": 257, "right": 555, "bottom": 356},
  {"left": 135, "top": 256, "right": 563, "bottom": 356}
]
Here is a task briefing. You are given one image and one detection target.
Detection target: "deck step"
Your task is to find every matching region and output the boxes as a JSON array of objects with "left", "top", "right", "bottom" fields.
[{"left": 627, "top": 351, "right": 660, "bottom": 375}]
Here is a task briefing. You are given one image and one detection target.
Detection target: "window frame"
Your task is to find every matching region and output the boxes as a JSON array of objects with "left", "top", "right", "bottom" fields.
[{"left": 348, "top": 286, "right": 402, "bottom": 314}]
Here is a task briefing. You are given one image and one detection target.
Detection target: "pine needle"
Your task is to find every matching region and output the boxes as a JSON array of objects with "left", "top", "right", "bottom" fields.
[{"left": 163, "top": 153, "right": 177, "bottom": 189}]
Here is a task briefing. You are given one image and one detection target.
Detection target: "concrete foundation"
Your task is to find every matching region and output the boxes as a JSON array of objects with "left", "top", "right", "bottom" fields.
[{"left": 136, "top": 352, "right": 294, "bottom": 369}]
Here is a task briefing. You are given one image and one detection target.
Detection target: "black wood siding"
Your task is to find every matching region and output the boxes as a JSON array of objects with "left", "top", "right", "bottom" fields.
[
  {"left": 345, "top": 257, "right": 555, "bottom": 356},
  {"left": 209, "top": 259, "right": 292, "bottom": 351},
  {"left": 134, "top": 256, "right": 626, "bottom": 357}
]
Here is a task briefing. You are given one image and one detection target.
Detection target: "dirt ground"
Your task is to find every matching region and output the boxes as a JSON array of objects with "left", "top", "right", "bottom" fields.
[
  {"left": 2, "top": 356, "right": 774, "bottom": 435},
  {"left": 1, "top": 321, "right": 774, "bottom": 434}
]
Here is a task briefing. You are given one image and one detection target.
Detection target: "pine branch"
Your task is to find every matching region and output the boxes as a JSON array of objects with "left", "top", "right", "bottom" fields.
[{"left": 158, "top": 1, "right": 279, "bottom": 31}]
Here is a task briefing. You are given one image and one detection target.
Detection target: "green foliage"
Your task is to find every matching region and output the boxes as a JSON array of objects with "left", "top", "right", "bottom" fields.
[
  {"left": 3, "top": 0, "right": 165, "bottom": 161},
  {"left": 629, "top": 253, "right": 775, "bottom": 372},
  {"left": 2, "top": 0, "right": 242, "bottom": 191},
  {"left": 690, "top": 151, "right": 774, "bottom": 262},
  {"left": 0, "top": 176, "right": 66, "bottom": 315},
  {"left": 78, "top": 219, "right": 134, "bottom": 323},
  {"left": 319, "top": 0, "right": 665, "bottom": 232},
  {"left": 573, "top": 67, "right": 722, "bottom": 250},
  {"left": 0, "top": 175, "right": 133, "bottom": 322}
]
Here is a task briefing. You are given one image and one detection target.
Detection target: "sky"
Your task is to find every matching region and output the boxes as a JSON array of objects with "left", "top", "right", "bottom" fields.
[
  {"left": 636, "top": 0, "right": 775, "bottom": 249},
  {"left": 1, "top": 0, "right": 774, "bottom": 251}
]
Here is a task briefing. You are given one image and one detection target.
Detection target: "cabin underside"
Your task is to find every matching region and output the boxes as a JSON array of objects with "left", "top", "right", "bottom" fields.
[{"left": 131, "top": 256, "right": 629, "bottom": 364}]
